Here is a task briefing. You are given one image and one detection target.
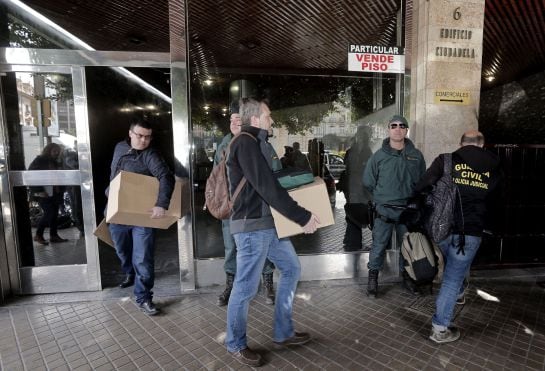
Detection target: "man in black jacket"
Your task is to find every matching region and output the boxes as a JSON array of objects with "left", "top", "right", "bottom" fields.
[
  {"left": 225, "top": 98, "right": 319, "bottom": 367},
  {"left": 107, "top": 118, "right": 175, "bottom": 316},
  {"left": 414, "top": 130, "right": 501, "bottom": 344}
]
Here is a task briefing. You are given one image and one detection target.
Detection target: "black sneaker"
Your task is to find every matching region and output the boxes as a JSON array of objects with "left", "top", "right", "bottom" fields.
[
  {"left": 229, "top": 347, "right": 262, "bottom": 367},
  {"left": 273, "top": 332, "right": 311, "bottom": 348},
  {"left": 456, "top": 294, "right": 465, "bottom": 305},
  {"left": 138, "top": 300, "right": 159, "bottom": 316}
]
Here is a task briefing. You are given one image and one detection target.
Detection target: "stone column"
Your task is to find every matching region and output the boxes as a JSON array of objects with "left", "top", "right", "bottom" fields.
[{"left": 409, "top": 0, "right": 485, "bottom": 163}]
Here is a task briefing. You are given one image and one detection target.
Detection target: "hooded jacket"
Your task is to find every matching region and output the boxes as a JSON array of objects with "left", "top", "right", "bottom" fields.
[
  {"left": 415, "top": 145, "right": 502, "bottom": 236},
  {"left": 363, "top": 137, "right": 426, "bottom": 211},
  {"left": 108, "top": 140, "right": 175, "bottom": 209},
  {"left": 227, "top": 125, "right": 311, "bottom": 234}
]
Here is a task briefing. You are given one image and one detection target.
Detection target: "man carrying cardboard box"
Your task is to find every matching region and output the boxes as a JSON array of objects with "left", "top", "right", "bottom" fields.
[
  {"left": 213, "top": 105, "right": 277, "bottom": 308},
  {"left": 107, "top": 118, "right": 175, "bottom": 316},
  {"left": 224, "top": 98, "right": 320, "bottom": 367}
]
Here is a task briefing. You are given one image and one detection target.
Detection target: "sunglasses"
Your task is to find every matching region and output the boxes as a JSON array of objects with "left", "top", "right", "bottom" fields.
[{"left": 389, "top": 123, "right": 407, "bottom": 129}]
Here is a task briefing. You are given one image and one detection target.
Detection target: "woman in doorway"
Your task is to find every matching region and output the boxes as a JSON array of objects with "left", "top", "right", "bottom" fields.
[{"left": 29, "top": 143, "right": 68, "bottom": 245}]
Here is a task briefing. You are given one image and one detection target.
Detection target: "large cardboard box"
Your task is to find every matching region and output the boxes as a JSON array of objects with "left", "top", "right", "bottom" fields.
[
  {"left": 93, "top": 219, "right": 115, "bottom": 248},
  {"left": 106, "top": 171, "right": 182, "bottom": 229},
  {"left": 271, "top": 177, "right": 334, "bottom": 238}
]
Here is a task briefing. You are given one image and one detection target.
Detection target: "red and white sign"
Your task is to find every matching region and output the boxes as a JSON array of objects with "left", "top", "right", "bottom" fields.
[{"left": 348, "top": 44, "right": 405, "bottom": 74}]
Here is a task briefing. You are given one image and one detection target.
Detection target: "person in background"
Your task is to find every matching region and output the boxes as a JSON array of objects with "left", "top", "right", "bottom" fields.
[
  {"left": 29, "top": 143, "right": 68, "bottom": 245},
  {"left": 214, "top": 106, "right": 276, "bottom": 307},
  {"left": 414, "top": 130, "right": 502, "bottom": 344},
  {"left": 340, "top": 125, "right": 373, "bottom": 251},
  {"left": 225, "top": 98, "right": 319, "bottom": 367},
  {"left": 291, "top": 142, "right": 311, "bottom": 171},
  {"left": 363, "top": 115, "right": 426, "bottom": 298},
  {"left": 62, "top": 144, "right": 84, "bottom": 236},
  {"left": 280, "top": 146, "right": 294, "bottom": 168},
  {"left": 107, "top": 118, "right": 175, "bottom": 316}
]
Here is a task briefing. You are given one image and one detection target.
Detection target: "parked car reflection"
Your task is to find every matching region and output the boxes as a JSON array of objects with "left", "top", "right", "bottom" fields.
[{"left": 324, "top": 151, "right": 345, "bottom": 180}]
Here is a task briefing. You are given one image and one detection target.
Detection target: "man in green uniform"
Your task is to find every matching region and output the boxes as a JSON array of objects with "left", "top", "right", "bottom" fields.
[{"left": 363, "top": 115, "right": 426, "bottom": 298}]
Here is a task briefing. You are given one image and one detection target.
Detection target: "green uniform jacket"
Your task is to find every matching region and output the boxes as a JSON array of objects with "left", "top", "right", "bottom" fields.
[
  {"left": 362, "top": 137, "right": 426, "bottom": 209},
  {"left": 213, "top": 133, "right": 233, "bottom": 166}
]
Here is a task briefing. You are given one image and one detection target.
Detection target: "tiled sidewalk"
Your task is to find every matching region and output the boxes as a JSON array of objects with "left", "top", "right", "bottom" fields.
[{"left": 1, "top": 272, "right": 545, "bottom": 370}]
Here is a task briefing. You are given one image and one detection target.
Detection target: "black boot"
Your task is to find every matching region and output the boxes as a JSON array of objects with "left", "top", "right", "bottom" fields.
[
  {"left": 263, "top": 273, "right": 275, "bottom": 305},
  {"left": 217, "top": 273, "right": 235, "bottom": 306},
  {"left": 367, "top": 269, "right": 379, "bottom": 298},
  {"left": 402, "top": 271, "right": 422, "bottom": 296},
  {"left": 119, "top": 274, "right": 135, "bottom": 288}
]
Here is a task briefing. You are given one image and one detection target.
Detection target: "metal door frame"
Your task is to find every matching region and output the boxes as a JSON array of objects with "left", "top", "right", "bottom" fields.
[
  {"left": 0, "top": 63, "right": 99, "bottom": 293},
  {"left": 0, "top": 47, "right": 173, "bottom": 294}
]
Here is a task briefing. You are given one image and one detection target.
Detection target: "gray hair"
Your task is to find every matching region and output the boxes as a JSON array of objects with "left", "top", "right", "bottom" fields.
[{"left": 239, "top": 97, "right": 262, "bottom": 126}]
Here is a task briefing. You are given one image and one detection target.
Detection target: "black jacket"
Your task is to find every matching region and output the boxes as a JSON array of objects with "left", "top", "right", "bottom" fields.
[
  {"left": 108, "top": 140, "right": 175, "bottom": 209},
  {"left": 415, "top": 145, "right": 502, "bottom": 236},
  {"left": 227, "top": 126, "right": 311, "bottom": 234}
]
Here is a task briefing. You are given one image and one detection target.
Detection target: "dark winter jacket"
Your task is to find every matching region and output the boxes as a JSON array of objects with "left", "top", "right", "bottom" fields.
[
  {"left": 108, "top": 140, "right": 175, "bottom": 209},
  {"left": 227, "top": 125, "right": 311, "bottom": 234},
  {"left": 342, "top": 142, "right": 373, "bottom": 204},
  {"left": 414, "top": 145, "right": 502, "bottom": 236},
  {"left": 363, "top": 138, "right": 426, "bottom": 217},
  {"left": 29, "top": 154, "right": 64, "bottom": 197}
]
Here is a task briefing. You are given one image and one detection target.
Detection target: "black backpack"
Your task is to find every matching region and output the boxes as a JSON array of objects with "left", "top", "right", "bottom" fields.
[
  {"left": 205, "top": 132, "right": 255, "bottom": 220},
  {"left": 423, "top": 153, "right": 461, "bottom": 243}
]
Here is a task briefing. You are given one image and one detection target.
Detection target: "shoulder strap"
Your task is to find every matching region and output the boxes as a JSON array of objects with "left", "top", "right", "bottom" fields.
[
  {"left": 442, "top": 153, "right": 452, "bottom": 175},
  {"left": 226, "top": 131, "right": 257, "bottom": 204}
]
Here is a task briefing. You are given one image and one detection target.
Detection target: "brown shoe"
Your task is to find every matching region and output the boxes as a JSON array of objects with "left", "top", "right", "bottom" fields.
[
  {"left": 229, "top": 347, "right": 262, "bottom": 367},
  {"left": 50, "top": 235, "right": 68, "bottom": 243},
  {"left": 33, "top": 235, "right": 49, "bottom": 245}
]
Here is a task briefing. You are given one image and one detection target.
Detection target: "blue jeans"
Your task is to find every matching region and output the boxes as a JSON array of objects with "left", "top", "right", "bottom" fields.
[
  {"left": 368, "top": 218, "right": 407, "bottom": 272},
  {"left": 226, "top": 228, "right": 301, "bottom": 352},
  {"left": 222, "top": 219, "right": 274, "bottom": 276},
  {"left": 432, "top": 234, "right": 481, "bottom": 330},
  {"left": 109, "top": 223, "right": 155, "bottom": 304}
]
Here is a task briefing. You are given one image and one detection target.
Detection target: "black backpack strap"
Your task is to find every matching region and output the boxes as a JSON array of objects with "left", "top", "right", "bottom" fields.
[
  {"left": 443, "top": 153, "right": 466, "bottom": 255},
  {"left": 226, "top": 131, "right": 257, "bottom": 205},
  {"left": 442, "top": 153, "right": 452, "bottom": 175}
]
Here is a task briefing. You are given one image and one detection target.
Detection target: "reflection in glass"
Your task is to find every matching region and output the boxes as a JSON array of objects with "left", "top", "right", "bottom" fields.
[
  {"left": 192, "top": 74, "right": 397, "bottom": 258},
  {"left": 8, "top": 72, "right": 77, "bottom": 171},
  {"left": 17, "top": 185, "right": 86, "bottom": 267}
]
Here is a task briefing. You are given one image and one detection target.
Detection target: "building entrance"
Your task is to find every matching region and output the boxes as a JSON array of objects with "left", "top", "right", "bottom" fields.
[
  {"left": 0, "top": 61, "right": 99, "bottom": 293},
  {"left": 0, "top": 48, "right": 180, "bottom": 296}
]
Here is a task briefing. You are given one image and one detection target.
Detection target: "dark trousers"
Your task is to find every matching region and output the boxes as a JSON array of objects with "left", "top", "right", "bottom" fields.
[
  {"left": 343, "top": 218, "right": 362, "bottom": 250},
  {"left": 36, "top": 196, "right": 61, "bottom": 236}
]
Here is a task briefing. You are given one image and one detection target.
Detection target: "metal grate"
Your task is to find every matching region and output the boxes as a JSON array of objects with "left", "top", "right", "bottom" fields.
[{"left": 406, "top": 293, "right": 464, "bottom": 319}]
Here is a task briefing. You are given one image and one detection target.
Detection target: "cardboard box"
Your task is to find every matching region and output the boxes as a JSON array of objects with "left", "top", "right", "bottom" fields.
[
  {"left": 93, "top": 219, "right": 115, "bottom": 248},
  {"left": 271, "top": 177, "right": 334, "bottom": 238},
  {"left": 106, "top": 171, "right": 182, "bottom": 229}
]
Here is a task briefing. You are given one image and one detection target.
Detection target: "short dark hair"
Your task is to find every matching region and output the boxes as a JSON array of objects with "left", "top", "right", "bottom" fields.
[{"left": 129, "top": 117, "right": 152, "bottom": 131}]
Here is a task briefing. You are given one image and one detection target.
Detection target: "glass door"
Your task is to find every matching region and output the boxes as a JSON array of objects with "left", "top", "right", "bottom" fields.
[{"left": 0, "top": 64, "right": 100, "bottom": 293}]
